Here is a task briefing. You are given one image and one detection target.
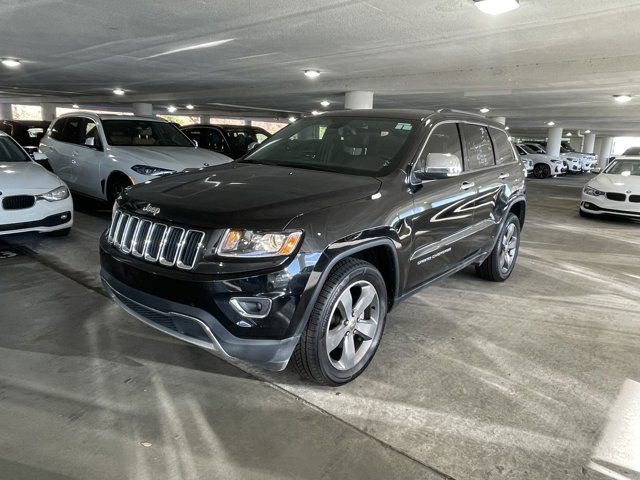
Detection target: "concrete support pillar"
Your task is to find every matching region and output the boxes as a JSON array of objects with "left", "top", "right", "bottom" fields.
[
  {"left": 41, "top": 103, "right": 56, "bottom": 121},
  {"left": 583, "top": 133, "right": 596, "bottom": 154},
  {"left": 242, "top": 120, "right": 251, "bottom": 126},
  {"left": 546, "top": 127, "right": 563, "bottom": 158},
  {"left": 0, "top": 103, "right": 12, "bottom": 120},
  {"left": 208, "top": 116, "right": 217, "bottom": 125},
  {"left": 133, "top": 103, "right": 154, "bottom": 117},
  {"left": 344, "top": 91, "right": 374, "bottom": 110},
  {"left": 598, "top": 137, "right": 614, "bottom": 167},
  {"left": 491, "top": 116, "right": 506, "bottom": 125}
]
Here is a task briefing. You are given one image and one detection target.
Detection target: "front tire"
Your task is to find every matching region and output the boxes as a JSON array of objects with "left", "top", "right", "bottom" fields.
[
  {"left": 292, "top": 258, "right": 387, "bottom": 386},
  {"left": 533, "top": 163, "right": 550, "bottom": 179},
  {"left": 475, "top": 213, "right": 521, "bottom": 282},
  {"left": 106, "top": 175, "right": 132, "bottom": 205}
]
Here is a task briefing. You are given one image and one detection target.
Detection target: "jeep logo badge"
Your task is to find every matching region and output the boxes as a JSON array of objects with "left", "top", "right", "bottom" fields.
[{"left": 142, "top": 204, "right": 160, "bottom": 216}]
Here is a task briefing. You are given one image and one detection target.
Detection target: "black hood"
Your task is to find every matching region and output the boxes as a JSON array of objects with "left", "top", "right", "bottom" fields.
[{"left": 120, "top": 162, "right": 381, "bottom": 230}]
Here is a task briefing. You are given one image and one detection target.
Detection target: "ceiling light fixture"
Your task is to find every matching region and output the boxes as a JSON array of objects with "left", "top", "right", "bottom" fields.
[
  {"left": 113, "top": 88, "right": 125, "bottom": 96},
  {"left": 479, "top": 107, "right": 491, "bottom": 114},
  {"left": 613, "top": 95, "right": 632, "bottom": 103},
  {"left": 186, "top": 104, "right": 194, "bottom": 110},
  {"left": 320, "top": 100, "right": 330, "bottom": 107},
  {"left": 288, "top": 116, "right": 296, "bottom": 122},
  {"left": 304, "top": 70, "right": 321, "bottom": 79},
  {"left": 584, "top": 130, "right": 591, "bottom": 134},
  {"left": 1, "top": 58, "right": 21, "bottom": 68},
  {"left": 566, "top": 132, "right": 572, "bottom": 137},
  {"left": 167, "top": 105, "right": 177, "bottom": 113},
  {"left": 473, "top": 0, "right": 520, "bottom": 15},
  {"left": 72, "top": 104, "right": 79, "bottom": 109},
  {"left": 547, "top": 121, "right": 555, "bottom": 126},
  {"left": 505, "top": 126, "right": 509, "bottom": 130},
  {"left": 311, "top": 110, "right": 321, "bottom": 115}
]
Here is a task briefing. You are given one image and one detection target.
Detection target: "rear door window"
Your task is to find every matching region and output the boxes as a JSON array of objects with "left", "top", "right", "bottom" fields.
[
  {"left": 489, "top": 128, "right": 516, "bottom": 165},
  {"left": 460, "top": 124, "right": 495, "bottom": 170},
  {"left": 50, "top": 118, "right": 67, "bottom": 141}
]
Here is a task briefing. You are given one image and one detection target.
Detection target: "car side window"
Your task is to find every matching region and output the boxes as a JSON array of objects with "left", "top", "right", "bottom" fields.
[
  {"left": 208, "top": 129, "right": 225, "bottom": 152},
  {"left": 184, "top": 128, "right": 204, "bottom": 147},
  {"left": 50, "top": 118, "right": 67, "bottom": 141},
  {"left": 415, "top": 123, "right": 463, "bottom": 174},
  {"left": 60, "top": 117, "right": 83, "bottom": 145},
  {"left": 489, "top": 128, "right": 516, "bottom": 165},
  {"left": 461, "top": 124, "right": 495, "bottom": 170}
]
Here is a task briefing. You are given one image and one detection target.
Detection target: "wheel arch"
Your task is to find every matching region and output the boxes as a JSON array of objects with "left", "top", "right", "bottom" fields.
[
  {"left": 104, "top": 170, "right": 133, "bottom": 198},
  {"left": 508, "top": 199, "right": 526, "bottom": 228}
]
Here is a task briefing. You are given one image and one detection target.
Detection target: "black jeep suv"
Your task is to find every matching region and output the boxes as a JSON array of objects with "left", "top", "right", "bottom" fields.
[{"left": 100, "top": 110, "right": 526, "bottom": 385}]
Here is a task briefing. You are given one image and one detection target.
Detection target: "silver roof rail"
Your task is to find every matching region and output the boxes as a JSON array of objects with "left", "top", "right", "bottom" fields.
[{"left": 436, "top": 108, "right": 490, "bottom": 119}]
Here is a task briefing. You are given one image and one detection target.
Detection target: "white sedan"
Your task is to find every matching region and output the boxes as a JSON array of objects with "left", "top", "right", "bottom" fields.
[
  {"left": 580, "top": 156, "right": 640, "bottom": 219},
  {"left": 515, "top": 144, "right": 565, "bottom": 178},
  {"left": 0, "top": 132, "right": 73, "bottom": 236}
]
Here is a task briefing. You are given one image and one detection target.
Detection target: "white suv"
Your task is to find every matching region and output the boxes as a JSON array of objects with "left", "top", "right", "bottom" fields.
[{"left": 39, "top": 113, "right": 231, "bottom": 203}]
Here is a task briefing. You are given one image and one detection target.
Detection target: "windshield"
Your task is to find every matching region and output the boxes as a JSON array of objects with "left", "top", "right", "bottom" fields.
[
  {"left": 0, "top": 136, "right": 31, "bottom": 162},
  {"left": 604, "top": 159, "right": 640, "bottom": 176},
  {"left": 518, "top": 145, "right": 536, "bottom": 155},
  {"left": 102, "top": 120, "right": 194, "bottom": 147},
  {"left": 241, "top": 116, "right": 417, "bottom": 176}
]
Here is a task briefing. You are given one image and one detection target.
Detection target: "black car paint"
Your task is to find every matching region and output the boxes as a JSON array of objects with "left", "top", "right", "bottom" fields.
[{"left": 100, "top": 110, "right": 526, "bottom": 370}]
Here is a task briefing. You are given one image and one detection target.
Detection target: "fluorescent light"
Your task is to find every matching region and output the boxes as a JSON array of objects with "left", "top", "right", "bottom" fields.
[
  {"left": 288, "top": 116, "right": 296, "bottom": 122},
  {"left": 311, "top": 110, "right": 321, "bottom": 115},
  {"left": 474, "top": 0, "right": 520, "bottom": 15},
  {"left": 113, "top": 88, "right": 125, "bottom": 96},
  {"left": 584, "top": 130, "right": 591, "bottom": 134},
  {"left": 614, "top": 95, "right": 632, "bottom": 103},
  {"left": 505, "top": 126, "right": 509, "bottom": 130},
  {"left": 167, "top": 105, "right": 177, "bottom": 113},
  {"left": 72, "top": 104, "right": 79, "bottom": 109},
  {"left": 320, "top": 100, "right": 330, "bottom": 107},
  {"left": 304, "top": 70, "right": 321, "bottom": 79},
  {"left": 547, "top": 121, "right": 555, "bottom": 126},
  {"left": 1, "top": 58, "right": 21, "bottom": 68},
  {"left": 566, "top": 132, "right": 572, "bottom": 137},
  {"left": 185, "top": 104, "right": 194, "bottom": 110},
  {"left": 479, "top": 107, "right": 490, "bottom": 113}
]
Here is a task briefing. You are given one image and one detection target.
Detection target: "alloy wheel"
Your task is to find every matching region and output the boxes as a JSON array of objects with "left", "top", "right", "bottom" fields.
[
  {"left": 499, "top": 222, "right": 518, "bottom": 274},
  {"left": 325, "top": 280, "right": 381, "bottom": 371}
]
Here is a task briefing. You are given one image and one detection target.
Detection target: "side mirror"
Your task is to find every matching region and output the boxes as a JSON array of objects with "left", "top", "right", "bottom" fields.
[
  {"left": 32, "top": 152, "right": 48, "bottom": 162},
  {"left": 192, "top": 139, "right": 199, "bottom": 148},
  {"left": 85, "top": 137, "right": 96, "bottom": 147},
  {"left": 591, "top": 167, "right": 602, "bottom": 174},
  {"left": 247, "top": 141, "right": 259, "bottom": 152},
  {"left": 415, "top": 153, "right": 463, "bottom": 180}
]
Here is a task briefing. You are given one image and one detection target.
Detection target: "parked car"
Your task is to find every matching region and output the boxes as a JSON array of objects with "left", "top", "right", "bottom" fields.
[
  {"left": 522, "top": 157, "right": 534, "bottom": 175},
  {"left": 515, "top": 144, "right": 565, "bottom": 178},
  {"left": 0, "top": 131, "right": 73, "bottom": 236},
  {"left": 580, "top": 156, "right": 640, "bottom": 219},
  {"left": 527, "top": 140, "right": 596, "bottom": 173},
  {"left": 0, "top": 120, "right": 53, "bottom": 171},
  {"left": 100, "top": 109, "right": 526, "bottom": 385},
  {"left": 39, "top": 113, "right": 231, "bottom": 203},
  {"left": 181, "top": 124, "right": 271, "bottom": 159}
]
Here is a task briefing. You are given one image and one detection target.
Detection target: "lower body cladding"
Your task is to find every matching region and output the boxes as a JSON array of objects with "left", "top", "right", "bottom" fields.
[
  {"left": 581, "top": 196, "right": 640, "bottom": 219},
  {"left": 100, "top": 244, "right": 311, "bottom": 371}
]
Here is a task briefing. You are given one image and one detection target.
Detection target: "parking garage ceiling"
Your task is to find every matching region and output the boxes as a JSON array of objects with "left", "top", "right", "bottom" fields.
[{"left": 1, "top": 0, "right": 640, "bottom": 134}]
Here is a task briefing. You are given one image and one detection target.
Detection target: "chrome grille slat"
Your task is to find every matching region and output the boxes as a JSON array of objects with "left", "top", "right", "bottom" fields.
[{"left": 108, "top": 209, "right": 205, "bottom": 270}]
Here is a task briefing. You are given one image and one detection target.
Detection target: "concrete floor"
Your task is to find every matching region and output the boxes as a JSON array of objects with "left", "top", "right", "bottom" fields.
[{"left": 0, "top": 174, "right": 638, "bottom": 479}]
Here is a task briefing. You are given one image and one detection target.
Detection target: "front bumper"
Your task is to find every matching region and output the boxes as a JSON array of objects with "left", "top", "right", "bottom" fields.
[
  {"left": 102, "top": 270, "right": 301, "bottom": 370},
  {"left": 580, "top": 195, "right": 640, "bottom": 218},
  {"left": 0, "top": 194, "right": 73, "bottom": 235}
]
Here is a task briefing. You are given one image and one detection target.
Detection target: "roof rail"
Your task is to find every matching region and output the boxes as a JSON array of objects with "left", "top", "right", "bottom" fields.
[{"left": 436, "top": 108, "right": 489, "bottom": 119}]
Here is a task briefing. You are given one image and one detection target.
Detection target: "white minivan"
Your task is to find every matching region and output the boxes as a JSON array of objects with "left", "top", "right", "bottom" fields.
[{"left": 39, "top": 113, "right": 231, "bottom": 203}]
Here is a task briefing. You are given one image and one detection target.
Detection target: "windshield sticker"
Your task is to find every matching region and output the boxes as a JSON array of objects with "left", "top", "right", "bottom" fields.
[{"left": 395, "top": 123, "right": 412, "bottom": 131}]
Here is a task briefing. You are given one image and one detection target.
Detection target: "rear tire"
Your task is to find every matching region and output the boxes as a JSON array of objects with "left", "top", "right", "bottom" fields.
[
  {"left": 292, "top": 258, "right": 387, "bottom": 386},
  {"left": 475, "top": 213, "right": 521, "bottom": 282}
]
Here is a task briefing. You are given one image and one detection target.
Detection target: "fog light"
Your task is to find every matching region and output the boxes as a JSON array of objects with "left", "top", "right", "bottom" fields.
[
  {"left": 61, "top": 214, "right": 69, "bottom": 220},
  {"left": 230, "top": 297, "right": 272, "bottom": 319}
]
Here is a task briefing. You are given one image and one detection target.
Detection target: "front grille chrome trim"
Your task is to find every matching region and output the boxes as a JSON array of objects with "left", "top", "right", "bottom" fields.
[{"left": 107, "top": 209, "right": 204, "bottom": 271}]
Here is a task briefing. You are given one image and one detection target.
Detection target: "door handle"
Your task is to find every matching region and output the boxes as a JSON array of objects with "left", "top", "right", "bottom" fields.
[
  {"left": 460, "top": 181, "right": 475, "bottom": 190},
  {"left": 499, "top": 173, "right": 510, "bottom": 180}
]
